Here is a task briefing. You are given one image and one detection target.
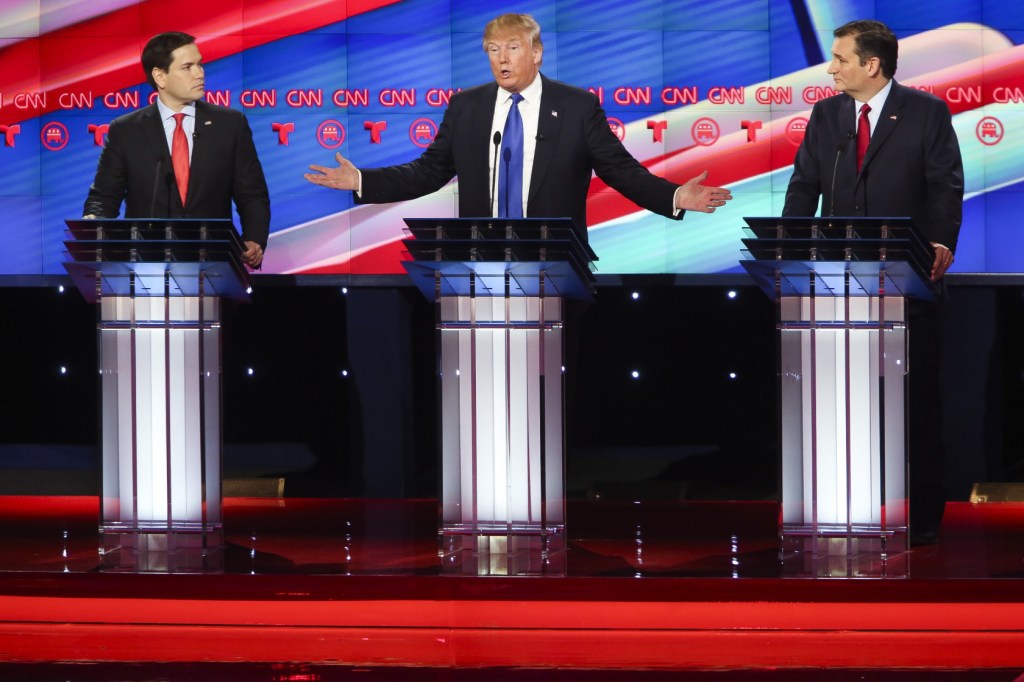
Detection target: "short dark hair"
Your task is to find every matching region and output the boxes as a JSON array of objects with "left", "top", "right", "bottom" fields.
[
  {"left": 141, "top": 32, "right": 196, "bottom": 91},
  {"left": 834, "top": 20, "right": 898, "bottom": 79}
]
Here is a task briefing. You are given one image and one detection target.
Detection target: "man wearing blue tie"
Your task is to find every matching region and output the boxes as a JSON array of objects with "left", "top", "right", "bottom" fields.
[{"left": 305, "top": 13, "right": 731, "bottom": 240}]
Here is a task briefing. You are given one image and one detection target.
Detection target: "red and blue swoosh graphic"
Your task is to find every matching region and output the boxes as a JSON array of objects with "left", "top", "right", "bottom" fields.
[{"left": 1, "top": 0, "right": 1022, "bottom": 275}]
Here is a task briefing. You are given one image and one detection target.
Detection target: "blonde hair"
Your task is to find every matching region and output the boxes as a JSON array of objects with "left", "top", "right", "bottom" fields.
[{"left": 483, "top": 13, "right": 543, "bottom": 55}]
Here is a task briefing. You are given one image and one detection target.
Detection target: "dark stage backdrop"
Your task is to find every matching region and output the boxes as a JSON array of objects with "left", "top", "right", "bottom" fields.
[
  {"left": 1, "top": 0, "right": 1022, "bottom": 277},
  {"left": 0, "top": 282, "right": 1018, "bottom": 502}
]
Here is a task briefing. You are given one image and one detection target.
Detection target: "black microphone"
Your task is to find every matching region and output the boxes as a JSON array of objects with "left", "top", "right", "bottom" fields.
[
  {"left": 536, "top": 134, "right": 545, "bottom": 142},
  {"left": 149, "top": 157, "right": 166, "bottom": 218},
  {"left": 502, "top": 146, "right": 512, "bottom": 218},
  {"left": 829, "top": 130, "right": 856, "bottom": 220},
  {"left": 165, "top": 170, "right": 175, "bottom": 217},
  {"left": 490, "top": 131, "right": 501, "bottom": 216}
]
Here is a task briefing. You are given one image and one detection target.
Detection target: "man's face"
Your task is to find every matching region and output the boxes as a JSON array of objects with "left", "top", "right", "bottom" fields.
[
  {"left": 827, "top": 34, "right": 878, "bottom": 99},
  {"left": 154, "top": 42, "right": 205, "bottom": 109},
  {"left": 485, "top": 31, "right": 541, "bottom": 94}
]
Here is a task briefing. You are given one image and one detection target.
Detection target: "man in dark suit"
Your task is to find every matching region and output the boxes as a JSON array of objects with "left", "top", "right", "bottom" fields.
[
  {"left": 304, "top": 13, "right": 731, "bottom": 234},
  {"left": 784, "top": 20, "right": 965, "bottom": 544},
  {"left": 84, "top": 32, "right": 270, "bottom": 268}
]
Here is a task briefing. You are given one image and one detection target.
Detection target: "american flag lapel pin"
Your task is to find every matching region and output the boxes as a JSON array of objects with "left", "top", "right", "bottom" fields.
[
  {"left": 205, "top": 120, "right": 213, "bottom": 126},
  {"left": 551, "top": 110, "right": 558, "bottom": 118},
  {"left": 889, "top": 115, "right": 897, "bottom": 120}
]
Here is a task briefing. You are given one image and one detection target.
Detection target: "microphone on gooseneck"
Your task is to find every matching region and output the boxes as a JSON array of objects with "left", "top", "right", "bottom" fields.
[
  {"left": 502, "top": 146, "right": 512, "bottom": 218},
  {"left": 490, "top": 131, "right": 501, "bottom": 216},
  {"left": 149, "top": 157, "right": 166, "bottom": 218},
  {"left": 165, "top": 170, "right": 175, "bottom": 218},
  {"left": 829, "top": 130, "right": 856, "bottom": 221}
]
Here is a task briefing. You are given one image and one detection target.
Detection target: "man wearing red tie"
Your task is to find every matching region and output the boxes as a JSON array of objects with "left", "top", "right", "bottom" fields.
[
  {"left": 784, "top": 20, "right": 965, "bottom": 545},
  {"left": 84, "top": 32, "right": 270, "bottom": 268}
]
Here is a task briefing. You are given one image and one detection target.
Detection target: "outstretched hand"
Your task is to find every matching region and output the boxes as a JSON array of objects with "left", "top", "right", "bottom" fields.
[
  {"left": 675, "top": 170, "right": 732, "bottom": 213},
  {"left": 305, "top": 152, "right": 359, "bottom": 191}
]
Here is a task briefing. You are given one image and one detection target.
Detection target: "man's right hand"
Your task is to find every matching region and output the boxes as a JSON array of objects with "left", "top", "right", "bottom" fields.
[{"left": 305, "top": 152, "right": 359, "bottom": 191}]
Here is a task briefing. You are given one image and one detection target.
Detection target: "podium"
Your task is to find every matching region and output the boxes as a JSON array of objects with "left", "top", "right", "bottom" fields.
[
  {"left": 402, "top": 218, "right": 596, "bottom": 575},
  {"left": 741, "top": 216, "right": 937, "bottom": 577},
  {"left": 64, "top": 218, "right": 251, "bottom": 572}
]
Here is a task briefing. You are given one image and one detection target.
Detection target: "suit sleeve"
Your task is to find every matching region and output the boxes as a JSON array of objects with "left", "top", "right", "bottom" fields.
[
  {"left": 83, "top": 118, "right": 128, "bottom": 218},
  {"left": 783, "top": 104, "right": 824, "bottom": 217},
  {"left": 359, "top": 104, "right": 459, "bottom": 203},
  {"left": 922, "top": 100, "right": 964, "bottom": 252},
  {"left": 585, "top": 96, "right": 681, "bottom": 219},
  {"left": 231, "top": 114, "right": 271, "bottom": 250}
]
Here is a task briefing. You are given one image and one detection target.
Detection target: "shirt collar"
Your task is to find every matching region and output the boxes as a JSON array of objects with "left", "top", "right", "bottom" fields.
[
  {"left": 498, "top": 73, "right": 542, "bottom": 105},
  {"left": 860, "top": 79, "right": 893, "bottom": 114},
  {"left": 156, "top": 98, "right": 197, "bottom": 121}
]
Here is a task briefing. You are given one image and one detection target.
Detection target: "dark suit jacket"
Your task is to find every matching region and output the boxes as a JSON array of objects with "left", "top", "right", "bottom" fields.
[
  {"left": 359, "top": 74, "right": 681, "bottom": 240},
  {"left": 83, "top": 100, "right": 271, "bottom": 249},
  {"left": 783, "top": 80, "right": 963, "bottom": 251}
]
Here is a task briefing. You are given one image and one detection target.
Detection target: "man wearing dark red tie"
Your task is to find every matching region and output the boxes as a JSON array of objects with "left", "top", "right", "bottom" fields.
[
  {"left": 783, "top": 20, "right": 965, "bottom": 545},
  {"left": 83, "top": 32, "right": 270, "bottom": 268},
  {"left": 304, "top": 13, "right": 732, "bottom": 239}
]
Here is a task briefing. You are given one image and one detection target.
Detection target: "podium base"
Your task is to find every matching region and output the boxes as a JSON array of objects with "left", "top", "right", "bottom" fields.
[
  {"left": 781, "top": 525, "right": 909, "bottom": 577},
  {"left": 100, "top": 523, "right": 224, "bottom": 573},
  {"left": 439, "top": 526, "right": 565, "bottom": 576}
]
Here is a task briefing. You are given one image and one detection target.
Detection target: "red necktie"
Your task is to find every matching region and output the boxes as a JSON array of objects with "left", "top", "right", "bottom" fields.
[
  {"left": 856, "top": 103, "right": 871, "bottom": 173},
  {"left": 171, "top": 113, "right": 190, "bottom": 206}
]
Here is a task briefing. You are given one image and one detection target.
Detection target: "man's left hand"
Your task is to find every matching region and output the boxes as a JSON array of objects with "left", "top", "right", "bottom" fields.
[
  {"left": 242, "top": 240, "right": 264, "bottom": 269},
  {"left": 675, "top": 170, "right": 732, "bottom": 213},
  {"left": 930, "top": 242, "right": 953, "bottom": 281}
]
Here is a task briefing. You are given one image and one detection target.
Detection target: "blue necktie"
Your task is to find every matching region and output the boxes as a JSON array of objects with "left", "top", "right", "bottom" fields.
[{"left": 498, "top": 93, "right": 524, "bottom": 218}]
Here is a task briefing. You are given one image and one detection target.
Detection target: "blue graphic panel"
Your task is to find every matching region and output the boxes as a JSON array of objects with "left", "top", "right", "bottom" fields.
[{"left": 1, "top": 0, "right": 1023, "bottom": 276}]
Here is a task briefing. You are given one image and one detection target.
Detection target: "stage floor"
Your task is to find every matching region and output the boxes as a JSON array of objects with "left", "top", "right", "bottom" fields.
[{"left": 1, "top": 497, "right": 1024, "bottom": 674}]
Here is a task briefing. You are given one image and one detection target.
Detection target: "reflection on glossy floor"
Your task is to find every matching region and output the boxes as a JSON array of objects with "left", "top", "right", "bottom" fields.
[
  {"left": 2, "top": 496, "right": 1024, "bottom": 673},
  {"left": 2, "top": 496, "right": 1023, "bottom": 578}
]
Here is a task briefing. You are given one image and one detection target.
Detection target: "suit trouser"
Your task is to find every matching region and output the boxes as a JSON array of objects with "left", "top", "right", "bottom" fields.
[{"left": 908, "top": 295, "right": 947, "bottom": 532}]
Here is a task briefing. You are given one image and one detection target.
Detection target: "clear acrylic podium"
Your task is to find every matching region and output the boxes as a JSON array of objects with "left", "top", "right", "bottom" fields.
[
  {"left": 402, "top": 218, "right": 596, "bottom": 575},
  {"left": 64, "top": 218, "right": 251, "bottom": 572},
  {"left": 741, "top": 216, "right": 937, "bottom": 577}
]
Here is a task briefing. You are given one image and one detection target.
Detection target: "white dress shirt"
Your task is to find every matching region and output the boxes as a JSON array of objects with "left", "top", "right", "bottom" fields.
[{"left": 156, "top": 98, "right": 196, "bottom": 161}]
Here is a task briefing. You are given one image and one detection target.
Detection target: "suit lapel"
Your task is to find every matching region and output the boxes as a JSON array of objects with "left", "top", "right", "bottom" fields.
[
  {"left": 834, "top": 95, "right": 857, "bottom": 178},
  {"left": 187, "top": 102, "right": 213, "bottom": 207},
  {"left": 137, "top": 104, "right": 179, "bottom": 211},
  {"left": 473, "top": 83, "right": 498, "bottom": 205},
  {"left": 860, "top": 81, "right": 904, "bottom": 174},
  {"left": 529, "top": 75, "right": 562, "bottom": 205},
  {"left": 140, "top": 104, "right": 170, "bottom": 168}
]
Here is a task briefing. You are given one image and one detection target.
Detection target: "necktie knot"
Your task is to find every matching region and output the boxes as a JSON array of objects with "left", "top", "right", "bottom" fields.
[
  {"left": 510, "top": 93, "right": 524, "bottom": 106},
  {"left": 860, "top": 103, "right": 871, "bottom": 116}
]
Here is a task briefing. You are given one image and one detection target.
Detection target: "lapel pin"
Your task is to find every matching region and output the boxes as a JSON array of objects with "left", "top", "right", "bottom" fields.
[
  {"left": 551, "top": 110, "right": 558, "bottom": 118},
  {"left": 889, "top": 115, "right": 897, "bottom": 120}
]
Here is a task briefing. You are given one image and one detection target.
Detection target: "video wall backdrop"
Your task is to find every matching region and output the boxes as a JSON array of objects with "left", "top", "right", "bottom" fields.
[{"left": 1, "top": 0, "right": 1022, "bottom": 276}]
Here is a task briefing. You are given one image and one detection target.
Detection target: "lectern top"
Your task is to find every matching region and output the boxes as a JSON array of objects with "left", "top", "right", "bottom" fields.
[
  {"left": 403, "top": 217, "right": 598, "bottom": 263},
  {"left": 65, "top": 218, "right": 243, "bottom": 249}
]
